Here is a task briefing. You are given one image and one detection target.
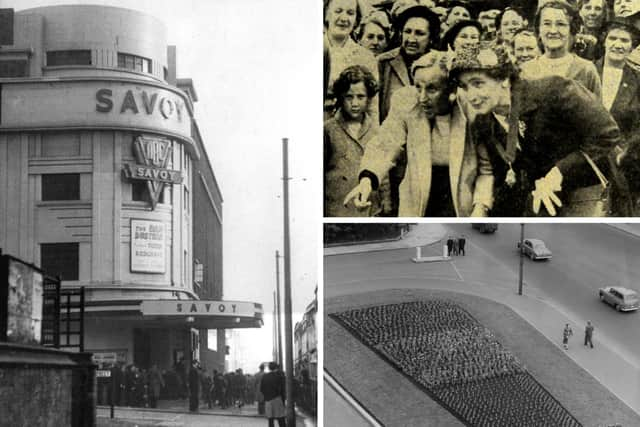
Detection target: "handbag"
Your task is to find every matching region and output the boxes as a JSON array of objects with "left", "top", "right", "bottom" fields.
[{"left": 561, "top": 152, "right": 611, "bottom": 217}]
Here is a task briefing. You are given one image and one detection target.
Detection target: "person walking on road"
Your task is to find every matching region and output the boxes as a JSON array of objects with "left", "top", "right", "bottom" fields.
[
  {"left": 447, "top": 236, "right": 454, "bottom": 256},
  {"left": 584, "top": 321, "right": 595, "bottom": 348},
  {"left": 260, "top": 362, "right": 286, "bottom": 427},
  {"left": 563, "top": 324, "right": 574, "bottom": 350},
  {"left": 458, "top": 234, "right": 466, "bottom": 256}
]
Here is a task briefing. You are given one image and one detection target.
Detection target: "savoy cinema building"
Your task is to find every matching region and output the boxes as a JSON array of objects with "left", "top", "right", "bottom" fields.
[{"left": 0, "top": 5, "right": 262, "bottom": 374}]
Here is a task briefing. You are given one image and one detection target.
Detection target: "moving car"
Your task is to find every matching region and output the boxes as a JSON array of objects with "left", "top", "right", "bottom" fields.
[
  {"left": 517, "top": 238, "right": 552, "bottom": 260},
  {"left": 472, "top": 223, "right": 498, "bottom": 233},
  {"left": 599, "top": 286, "right": 640, "bottom": 312}
]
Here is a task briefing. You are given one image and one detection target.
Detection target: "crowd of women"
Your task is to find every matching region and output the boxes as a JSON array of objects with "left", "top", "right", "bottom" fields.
[{"left": 324, "top": 0, "right": 640, "bottom": 217}]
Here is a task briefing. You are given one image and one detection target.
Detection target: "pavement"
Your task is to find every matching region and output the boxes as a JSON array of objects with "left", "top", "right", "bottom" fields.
[
  {"left": 97, "top": 402, "right": 315, "bottom": 427},
  {"left": 324, "top": 224, "right": 447, "bottom": 256},
  {"left": 325, "top": 225, "right": 640, "bottom": 417},
  {"left": 607, "top": 222, "right": 640, "bottom": 238}
]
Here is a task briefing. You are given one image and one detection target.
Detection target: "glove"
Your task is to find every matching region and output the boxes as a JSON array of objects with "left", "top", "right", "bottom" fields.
[{"left": 532, "top": 167, "right": 563, "bottom": 216}]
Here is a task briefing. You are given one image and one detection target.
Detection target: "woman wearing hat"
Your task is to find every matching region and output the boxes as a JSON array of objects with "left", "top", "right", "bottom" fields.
[
  {"left": 442, "top": 19, "right": 483, "bottom": 52},
  {"left": 451, "top": 46, "right": 622, "bottom": 216},
  {"left": 521, "top": 0, "right": 602, "bottom": 99},
  {"left": 376, "top": 4, "right": 441, "bottom": 214},
  {"left": 377, "top": 5, "right": 441, "bottom": 122}
]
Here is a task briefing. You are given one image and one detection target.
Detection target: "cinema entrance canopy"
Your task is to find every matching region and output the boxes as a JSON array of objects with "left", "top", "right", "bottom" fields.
[{"left": 86, "top": 299, "right": 263, "bottom": 329}]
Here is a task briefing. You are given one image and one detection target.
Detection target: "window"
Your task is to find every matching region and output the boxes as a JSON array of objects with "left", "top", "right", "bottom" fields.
[
  {"left": 132, "top": 181, "right": 168, "bottom": 204},
  {"left": 46, "top": 50, "right": 92, "bottom": 66},
  {"left": 117, "top": 52, "right": 152, "bottom": 74},
  {"left": 183, "top": 187, "right": 189, "bottom": 213},
  {"left": 42, "top": 174, "right": 80, "bottom": 201},
  {"left": 0, "top": 60, "right": 27, "bottom": 77},
  {"left": 40, "top": 243, "right": 79, "bottom": 280}
]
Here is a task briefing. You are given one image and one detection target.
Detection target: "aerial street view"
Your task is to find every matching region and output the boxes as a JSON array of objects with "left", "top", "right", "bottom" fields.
[{"left": 324, "top": 223, "right": 640, "bottom": 427}]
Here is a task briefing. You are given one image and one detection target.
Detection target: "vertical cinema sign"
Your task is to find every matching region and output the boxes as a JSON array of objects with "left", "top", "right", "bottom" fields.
[{"left": 123, "top": 135, "right": 183, "bottom": 209}]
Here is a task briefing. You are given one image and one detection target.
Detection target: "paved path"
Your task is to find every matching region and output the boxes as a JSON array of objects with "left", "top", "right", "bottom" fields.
[
  {"left": 97, "top": 403, "right": 315, "bottom": 427},
  {"left": 324, "top": 224, "right": 446, "bottom": 256}
]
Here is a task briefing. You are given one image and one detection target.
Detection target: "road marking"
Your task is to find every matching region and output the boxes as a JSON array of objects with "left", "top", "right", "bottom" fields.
[{"left": 450, "top": 260, "right": 464, "bottom": 281}]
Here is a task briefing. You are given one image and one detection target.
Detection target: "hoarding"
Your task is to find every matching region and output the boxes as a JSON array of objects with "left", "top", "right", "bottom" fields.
[{"left": 1, "top": 255, "right": 44, "bottom": 345}]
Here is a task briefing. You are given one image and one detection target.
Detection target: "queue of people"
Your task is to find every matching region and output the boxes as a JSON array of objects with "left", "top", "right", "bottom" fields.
[{"left": 324, "top": 0, "right": 640, "bottom": 217}]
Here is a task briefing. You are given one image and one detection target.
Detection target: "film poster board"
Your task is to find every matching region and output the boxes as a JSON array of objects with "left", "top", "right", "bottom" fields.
[{"left": 130, "top": 219, "right": 166, "bottom": 273}]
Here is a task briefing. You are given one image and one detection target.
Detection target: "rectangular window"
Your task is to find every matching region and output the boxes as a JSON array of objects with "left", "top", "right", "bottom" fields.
[
  {"left": 40, "top": 243, "right": 79, "bottom": 281},
  {"left": 131, "top": 181, "right": 168, "bottom": 204},
  {"left": 117, "top": 52, "right": 152, "bottom": 74},
  {"left": 0, "top": 60, "right": 27, "bottom": 77},
  {"left": 46, "top": 50, "right": 92, "bottom": 66},
  {"left": 183, "top": 187, "right": 189, "bottom": 213},
  {"left": 42, "top": 174, "right": 80, "bottom": 201}
]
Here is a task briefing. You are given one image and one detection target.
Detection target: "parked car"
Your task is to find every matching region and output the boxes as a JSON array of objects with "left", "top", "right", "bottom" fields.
[
  {"left": 598, "top": 286, "right": 640, "bottom": 312},
  {"left": 472, "top": 223, "right": 498, "bottom": 233},
  {"left": 517, "top": 238, "right": 552, "bottom": 260}
]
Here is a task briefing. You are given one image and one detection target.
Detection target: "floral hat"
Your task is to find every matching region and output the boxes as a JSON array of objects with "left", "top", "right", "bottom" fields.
[{"left": 448, "top": 45, "right": 513, "bottom": 81}]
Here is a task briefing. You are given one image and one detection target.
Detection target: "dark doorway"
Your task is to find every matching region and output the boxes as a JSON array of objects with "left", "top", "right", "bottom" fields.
[{"left": 133, "top": 328, "right": 151, "bottom": 369}]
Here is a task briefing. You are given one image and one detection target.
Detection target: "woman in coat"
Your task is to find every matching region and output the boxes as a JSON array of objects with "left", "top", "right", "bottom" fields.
[
  {"left": 451, "top": 46, "right": 622, "bottom": 216},
  {"left": 343, "top": 51, "right": 494, "bottom": 217},
  {"left": 521, "top": 0, "right": 602, "bottom": 99},
  {"left": 596, "top": 18, "right": 640, "bottom": 146},
  {"left": 601, "top": 18, "right": 640, "bottom": 214}
]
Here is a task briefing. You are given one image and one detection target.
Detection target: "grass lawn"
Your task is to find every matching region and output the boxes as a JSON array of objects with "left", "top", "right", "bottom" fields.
[{"left": 325, "top": 289, "right": 640, "bottom": 427}]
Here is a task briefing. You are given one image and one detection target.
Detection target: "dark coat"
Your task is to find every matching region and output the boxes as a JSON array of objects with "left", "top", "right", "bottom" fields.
[
  {"left": 377, "top": 47, "right": 412, "bottom": 123},
  {"left": 595, "top": 60, "right": 640, "bottom": 145},
  {"left": 260, "top": 371, "right": 285, "bottom": 402},
  {"left": 188, "top": 366, "right": 200, "bottom": 394},
  {"left": 472, "top": 76, "right": 621, "bottom": 216}
]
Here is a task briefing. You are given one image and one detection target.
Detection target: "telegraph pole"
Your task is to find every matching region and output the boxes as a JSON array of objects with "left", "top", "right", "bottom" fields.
[
  {"left": 275, "top": 250, "right": 283, "bottom": 366},
  {"left": 272, "top": 291, "right": 278, "bottom": 363},
  {"left": 282, "top": 138, "right": 296, "bottom": 426},
  {"left": 518, "top": 223, "right": 525, "bottom": 295}
]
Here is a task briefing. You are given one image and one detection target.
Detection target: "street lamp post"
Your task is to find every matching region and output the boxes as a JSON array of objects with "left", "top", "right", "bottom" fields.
[{"left": 518, "top": 223, "right": 525, "bottom": 295}]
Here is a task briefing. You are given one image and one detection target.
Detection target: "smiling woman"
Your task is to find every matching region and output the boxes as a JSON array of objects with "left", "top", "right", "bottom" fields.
[
  {"left": 521, "top": 0, "right": 602, "bottom": 98},
  {"left": 451, "top": 46, "right": 624, "bottom": 217}
]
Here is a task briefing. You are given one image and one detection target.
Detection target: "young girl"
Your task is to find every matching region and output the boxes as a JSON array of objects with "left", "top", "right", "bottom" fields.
[{"left": 324, "top": 65, "right": 382, "bottom": 217}]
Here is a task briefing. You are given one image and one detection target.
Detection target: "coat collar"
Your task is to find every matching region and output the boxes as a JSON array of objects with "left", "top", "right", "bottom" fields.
[
  {"left": 389, "top": 50, "right": 412, "bottom": 87},
  {"left": 334, "top": 110, "right": 373, "bottom": 145}
]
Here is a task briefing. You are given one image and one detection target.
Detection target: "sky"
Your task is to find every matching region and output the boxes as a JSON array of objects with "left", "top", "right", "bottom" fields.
[{"left": 6, "top": 0, "right": 322, "bottom": 372}]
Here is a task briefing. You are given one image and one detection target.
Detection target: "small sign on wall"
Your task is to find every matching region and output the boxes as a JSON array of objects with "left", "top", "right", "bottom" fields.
[{"left": 131, "top": 219, "right": 166, "bottom": 273}]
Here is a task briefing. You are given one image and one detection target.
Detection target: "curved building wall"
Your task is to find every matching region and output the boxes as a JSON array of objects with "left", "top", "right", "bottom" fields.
[
  {"left": 17, "top": 5, "right": 168, "bottom": 81},
  {"left": 0, "top": 6, "right": 195, "bottom": 303}
]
